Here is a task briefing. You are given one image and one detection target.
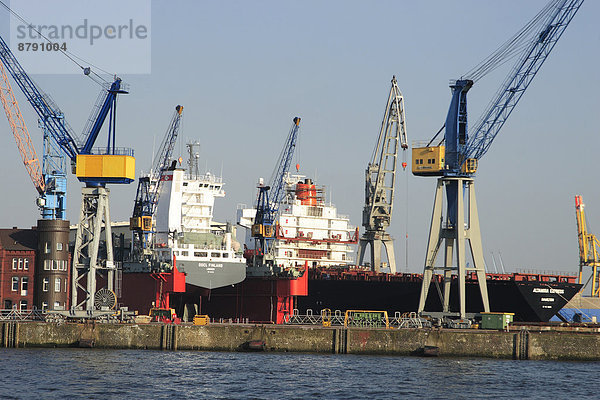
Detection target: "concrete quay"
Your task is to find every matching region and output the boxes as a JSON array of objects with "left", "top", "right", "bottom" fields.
[{"left": 2, "top": 321, "right": 600, "bottom": 361}]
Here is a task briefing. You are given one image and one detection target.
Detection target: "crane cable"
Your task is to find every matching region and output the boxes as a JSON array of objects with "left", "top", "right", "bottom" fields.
[
  {"left": 462, "top": 0, "right": 558, "bottom": 82},
  {"left": 0, "top": 0, "right": 113, "bottom": 85}
]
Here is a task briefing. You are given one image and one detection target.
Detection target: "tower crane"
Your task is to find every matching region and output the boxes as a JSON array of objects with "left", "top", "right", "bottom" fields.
[
  {"left": 414, "top": 0, "right": 583, "bottom": 319},
  {"left": 357, "top": 76, "right": 408, "bottom": 273},
  {"left": 130, "top": 105, "right": 184, "bottom": 262},
  {"left": 251, "top": 117, "right": 300, "bottom": 272},
  {"left": 0, "top": 33, "right": 134, "bottom": 313},
  {"left": 575, "top": 195, "right": 600, "bottom": 297}
]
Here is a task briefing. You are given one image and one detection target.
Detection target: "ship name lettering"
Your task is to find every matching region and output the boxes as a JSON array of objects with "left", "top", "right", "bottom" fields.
[
  {"left": 533, "top": 288, "right": 549, "bottom": 293},
  {"left": 540, "top": 297, "right": 554, "bottom": 302},
  {"left": 549, "top": 288, "right": 564, "bottom": 294}
]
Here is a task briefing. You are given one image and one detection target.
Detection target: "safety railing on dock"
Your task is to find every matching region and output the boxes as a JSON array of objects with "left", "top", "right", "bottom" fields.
[
  {"left": 0, "top": 309, "right": 45, "bottom": 321},
  {"left": 283, "top": 309, "right": 430, "bottom": 328}
]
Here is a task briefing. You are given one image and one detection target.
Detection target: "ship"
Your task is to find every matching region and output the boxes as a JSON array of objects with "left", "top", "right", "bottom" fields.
[{"left": 119, "top": 143, "right": 246, "bottom": 316}]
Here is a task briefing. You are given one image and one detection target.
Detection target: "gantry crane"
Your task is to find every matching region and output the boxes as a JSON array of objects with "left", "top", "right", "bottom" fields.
[
  {"left": 130, "top": 105, "right": 184, "bottom": 263},
  {"left": 575, "top": 195, "right": 600, "bottom": 297},
  {"left": 0, "top": 33, "right": 134, "bottom": 313},
  {"left": 414, "top": 0, "right": 583, "bottom": 319},
  {"left": 251, "top": 117, "right": 300, "bottom": 272},
  {"left": 357, "top": 76, "right": 408, "bottom": 273}
]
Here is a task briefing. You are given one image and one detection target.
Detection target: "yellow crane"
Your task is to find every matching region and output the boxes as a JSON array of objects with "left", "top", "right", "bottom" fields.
[{"left": 575, "top": 195, "right": 600, "bottom": 297}]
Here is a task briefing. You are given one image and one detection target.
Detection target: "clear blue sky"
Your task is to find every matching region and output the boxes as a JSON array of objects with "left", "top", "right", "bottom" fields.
[{"left": 0, "top": 1, "right": 598, "bottom": 274}]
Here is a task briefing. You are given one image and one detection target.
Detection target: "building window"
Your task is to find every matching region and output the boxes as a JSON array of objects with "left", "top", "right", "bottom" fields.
[
  {"left": 19, "top": 300, "right": 27, "bottom": 311},
  {"left": 44, "top": 260, "right": 50, "bottom": 270},
  {"left": 12, "top": 277, "right": 19, "bottom": 291},
  {"left": 52, "top": 260, "right": 58, "bottom": 271},
  {"left": 18, "top": 259, "right": 23, "bottom": 270},
  {"left": 12, "top": 258, "right": 17, "bottom": 270},
  {"left": 56, "top": 242, "right": 63, "bottom": 251},
  {"left": 43, "top": 278, "right": 49, "bottom": 292},
  {"left": 55, "top": 278, "right": 61, "bottom": 292},
  {"left": 24, "top": 259, "right": 29, "bottom": 270},
  {"left": 45, "top": 242, "right": 50, "bottom": 253},
  {"left": 54, "top": 301, "right": 60, "bottom": 309},
  {"left": 21, "top": 277, "right": 28, "bottom": 296},
  {"left": 42, "top": 302, "right": 48, "bottom": 311}
]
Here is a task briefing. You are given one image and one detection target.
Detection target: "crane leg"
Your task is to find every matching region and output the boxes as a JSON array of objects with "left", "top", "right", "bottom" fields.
[
  {"left": 382, "top": 239, "right": 396, "bottom": 274},
  {"left": 418, "top": 179, "right": 444, "bottom": 314},
  {"left": 466, "top": 182, "right": 490, "bottom": 312}
]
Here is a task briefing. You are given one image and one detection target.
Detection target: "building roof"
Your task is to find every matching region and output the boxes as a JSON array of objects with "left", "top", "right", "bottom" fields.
[{"left": 0, "top": 228, "right": 37, "bottom": 251}]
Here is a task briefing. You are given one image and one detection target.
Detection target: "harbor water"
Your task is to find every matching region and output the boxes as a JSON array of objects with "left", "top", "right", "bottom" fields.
[{"left": 0, "top": 348, "right": 596, "bottom": 399}]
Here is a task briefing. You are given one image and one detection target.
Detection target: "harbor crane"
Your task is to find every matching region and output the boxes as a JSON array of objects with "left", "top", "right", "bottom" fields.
[
  {"left": 357, "top": 76, "right": 408, "bottom": 273},
  {"left": 414, "top": 0, "right": 583, "bottom": 319},
  {"left": 0, "top": 33, "right": 134, "bottom": 313},
  {"left": 130, "top": 105, "right": 184, "bottom": 263},
  {"left": 575, "top": 195, "right": 600, "bottom": 297},
  {"left": 251, "top": 117, "right": 301, "bottom": 271}
]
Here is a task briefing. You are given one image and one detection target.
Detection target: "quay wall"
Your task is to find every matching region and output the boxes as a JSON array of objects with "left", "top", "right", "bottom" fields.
[{"left": 3, "top": 322, "right": 600, "bottom": 361}]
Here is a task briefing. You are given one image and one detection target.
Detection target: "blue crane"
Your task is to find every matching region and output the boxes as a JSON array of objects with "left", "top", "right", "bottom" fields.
[
  {"left": 251, "top": 117, "right": 301, "bottom": 268},
  {"left": 0, "top": 34, "right": 132, "bottom": 219},
  {"left": 415, "top": 0, "right": 584, "bottom": 319},
  {"left": 130, "top": 105, "right": 184, "bottom": 259}
]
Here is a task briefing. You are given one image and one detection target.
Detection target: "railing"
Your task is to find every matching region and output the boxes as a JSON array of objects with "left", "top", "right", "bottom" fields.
[
  {"left": 0, "top": 308, "right": 46, "bottom": 321},
  {"left": 283, "top": 309, "right": 431, "bottom": 328}
]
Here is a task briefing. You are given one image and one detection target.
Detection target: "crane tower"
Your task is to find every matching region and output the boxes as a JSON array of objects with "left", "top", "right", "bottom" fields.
[{"left": 357, "top": 76, "right": 408, "bottom": 273}]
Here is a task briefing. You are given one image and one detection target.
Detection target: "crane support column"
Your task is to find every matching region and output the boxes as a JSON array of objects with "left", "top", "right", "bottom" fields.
[
  {"left": 418, "top": 177, "right": 489, "bottom": 318},
  {"left": 72, "top": 186, "right": 116, "bottom": 311}
]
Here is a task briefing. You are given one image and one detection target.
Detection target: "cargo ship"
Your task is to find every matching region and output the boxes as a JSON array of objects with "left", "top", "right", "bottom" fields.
[{"left": 118, "top": 168, "right": 581, "bottom": 323}]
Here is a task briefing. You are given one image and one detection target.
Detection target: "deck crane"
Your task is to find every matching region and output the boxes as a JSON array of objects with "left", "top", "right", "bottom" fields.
[
  {"left": 357, "top": 76, "right": 408, "bottom": 273},
  {"left": 251, "top": 117, "right": 301, "bottom": 272},
  {"left": 575, "top": 196, "right": 600, "bottom": 297},
  {"left": 130, "top": 105, "right": 184, "bottom": 262},
  {"left": 0, "top": 33, "right": 134, "bottom": 313},
  {"left": 414, "top": 0, "right": 583, "bottom": 319}
]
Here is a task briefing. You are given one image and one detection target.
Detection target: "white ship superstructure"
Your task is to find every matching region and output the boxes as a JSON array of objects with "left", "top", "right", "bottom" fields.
[
  {"left": 238, "top": 174, "right": 357, "bottom": 272},
  {"left": 151, "top": 143, "right": 245, "bottom": 289}
]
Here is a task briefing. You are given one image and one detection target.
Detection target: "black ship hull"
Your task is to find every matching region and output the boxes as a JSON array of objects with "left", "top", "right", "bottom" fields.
[{"left": 297, "top": 271, "right": 582, "bottom": 322}]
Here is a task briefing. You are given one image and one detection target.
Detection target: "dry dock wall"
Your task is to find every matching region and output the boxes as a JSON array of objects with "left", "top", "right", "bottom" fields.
[{"left": 3, "top": 322, "right": 600, "bottom": 361}]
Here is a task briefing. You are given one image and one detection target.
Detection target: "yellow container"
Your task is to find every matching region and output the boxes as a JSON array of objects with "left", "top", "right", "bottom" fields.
[
  {"left": 412, "top": 146, "right": 445, "bottom": 176},
  {"left": 76, "top": 154, "right": 135, "bottom": 181},
  {"left": 193, "top": 315, "right": 210, "bottom": 326}
]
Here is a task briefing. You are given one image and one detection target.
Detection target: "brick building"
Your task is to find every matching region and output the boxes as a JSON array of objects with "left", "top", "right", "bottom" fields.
[{"left": 0, "top": 228, "right": 36, "bottom": 310}]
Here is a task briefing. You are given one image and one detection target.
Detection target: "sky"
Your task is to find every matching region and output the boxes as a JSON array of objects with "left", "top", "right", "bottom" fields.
[{"left": 0, "top": 0, "right": 598, "bottom": 275}]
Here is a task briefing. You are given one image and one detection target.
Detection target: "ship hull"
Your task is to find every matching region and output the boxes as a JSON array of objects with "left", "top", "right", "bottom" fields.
[
  {"left": 299, "top": 276, "right": 581, "bottom": 322},
  {"left": 200, "top": 270, "right": 581, "bottom": 323}
]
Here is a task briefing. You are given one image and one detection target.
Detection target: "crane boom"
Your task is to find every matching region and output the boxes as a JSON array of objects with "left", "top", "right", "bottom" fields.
[
  {"left": 464, "top": 0, "right": 583, "bottom": 164},
  {"left": 268, "top": 117, "right": 301, "bottom": 215},
  {"left": 0, "top": 60, "right": 44, "bottom": 195},
  {"left": 0, "top": 35, "right": 78, "bottom": 159}
]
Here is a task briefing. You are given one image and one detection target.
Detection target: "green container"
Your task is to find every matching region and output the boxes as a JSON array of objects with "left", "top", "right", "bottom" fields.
[{"left": 480, "top": 312, "right": 514, "bottom": 330}]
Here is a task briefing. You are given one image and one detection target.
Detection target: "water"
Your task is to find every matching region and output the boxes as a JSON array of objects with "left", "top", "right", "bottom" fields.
[{"left": 0, "top": 348, "right": 595, "bottom": 399}]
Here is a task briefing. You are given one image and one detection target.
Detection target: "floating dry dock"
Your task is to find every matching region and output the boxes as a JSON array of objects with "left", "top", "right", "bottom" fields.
[{"left": 3, "top": 322, "right": 600, "bottom": 361}]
